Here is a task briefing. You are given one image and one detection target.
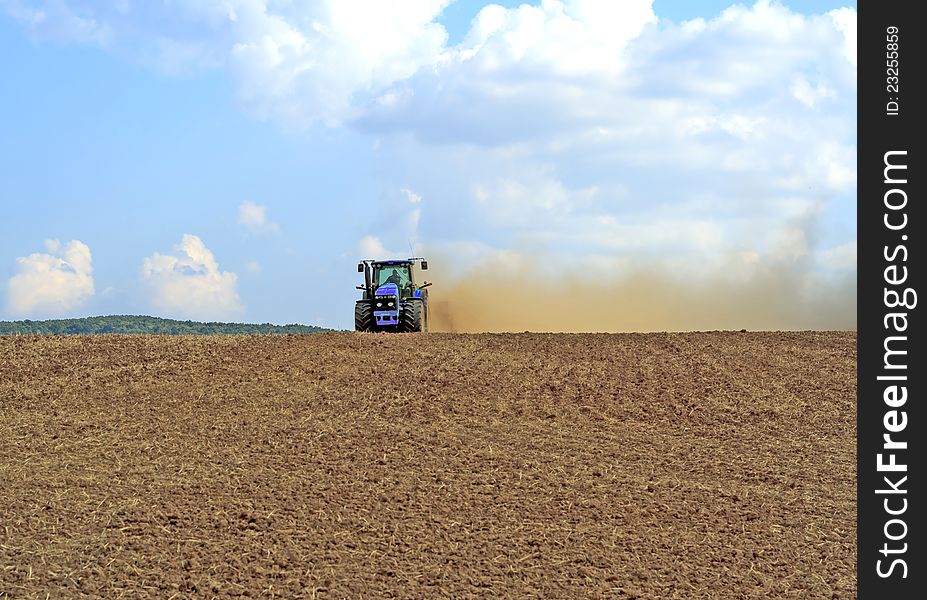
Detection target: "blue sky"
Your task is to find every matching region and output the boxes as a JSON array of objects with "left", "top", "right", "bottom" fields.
[{"left": 1, "top": 1, "right": 856, "bottom": 330}]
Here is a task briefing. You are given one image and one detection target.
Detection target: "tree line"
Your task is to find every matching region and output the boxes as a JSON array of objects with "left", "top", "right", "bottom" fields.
[{"left": 0, "top": 315, "right": 332, "bottom": 335}]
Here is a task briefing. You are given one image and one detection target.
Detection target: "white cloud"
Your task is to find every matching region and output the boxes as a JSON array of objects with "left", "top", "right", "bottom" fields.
[
  {"left": 142, "top": 234, "right": 243, "bottom": 320},
  {"left": 790, "top": 75, "right": 835, "bottom": 108},
  {"left": 359, "top": 2, "right": 854, "bottom": 144},
  {"left": 828, "top": 7, "right": 856, "bottom": 66},
  {"left": 454, "top": 0, "right": 656, "bottom": 77},
  {"left": 229, "top": 0, "right": 452, "bottom": 124},
  {"left": 358, "top": 235, "right": 386, "bottom": 258},
  {"left": 237, "top": 201, "right": 279, "bottom": 234},
  {"left": 358, "top": 235, "right": 407, "bottom": 259},
  {"left": 6, "top": 239, "right": 95, "bottom": 317}
]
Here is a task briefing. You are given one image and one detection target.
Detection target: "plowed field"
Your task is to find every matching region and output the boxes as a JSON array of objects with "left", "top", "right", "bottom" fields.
[{"left": 1, "top": 332, "right": 855, "bottom": 598}]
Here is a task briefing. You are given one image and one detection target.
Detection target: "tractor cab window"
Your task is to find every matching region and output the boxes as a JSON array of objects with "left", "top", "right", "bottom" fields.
[{"left": 376, "top": 265, "right": 411, "bottom": 288}]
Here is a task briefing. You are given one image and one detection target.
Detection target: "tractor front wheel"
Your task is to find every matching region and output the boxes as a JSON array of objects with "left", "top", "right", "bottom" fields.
[
  {"left": 354, "top": 301, "right": 373, "bottom": 331},
  {"left": 401, "top": 299, "right": 424, "bottom": 333}
]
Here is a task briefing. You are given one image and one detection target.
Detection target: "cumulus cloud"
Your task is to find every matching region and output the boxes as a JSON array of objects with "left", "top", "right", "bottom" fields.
[
  {"left": 3, "top": 0, "right": 454, "bottom": 121},
  {"left": 3, "top": 0, "right": 654, "bottom": 126},
  {"left": 790, "top": 75, "right": 835, "bottom": 108},
  {"left": 828, "top": 7, "right": 856, "bottom": 66},
  {"left": 358, "top": 235, "right": 411, "bottom": 260},
  {"left": 142, "top": 234, "right": 243, "bottom": 320},
  {"left": 6, "top": 239, "right": 95, "bottom": 317},
  {"left": 358, "top": 235, "right": 389, "bottom": 258},
  {"left": 359, "top": 1, "right": 854, "bottom": 147},
  {"left": 453, "top": 0, "right": 656, "bottom": 77},
  {"left": 229, "top": 0, "right": 451, "bottom": 123},
  {"left": 237, "top": 200, "right": 279, "bottom": 234}
]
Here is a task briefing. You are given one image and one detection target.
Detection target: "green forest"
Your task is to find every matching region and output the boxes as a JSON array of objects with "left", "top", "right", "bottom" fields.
[{"left": 0, "top": 315, "right": 332, "bottom": 335}]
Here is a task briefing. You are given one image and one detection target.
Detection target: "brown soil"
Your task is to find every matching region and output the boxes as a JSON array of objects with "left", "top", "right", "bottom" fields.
[{"left": 0, "top": 332, "right": 856, "bottom": 599}]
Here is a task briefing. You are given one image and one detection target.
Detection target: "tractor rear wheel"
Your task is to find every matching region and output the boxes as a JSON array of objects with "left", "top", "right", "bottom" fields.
[
  {"left": 401, "top": 299, "right": 424, "bottom": 333},
  {"left": 354, "top": 301, "right": 373, "bottom": 331}
]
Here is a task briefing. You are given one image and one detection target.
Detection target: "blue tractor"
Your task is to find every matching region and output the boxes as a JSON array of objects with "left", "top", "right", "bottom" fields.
[{"left": 355, "top": 258, "right": 432, "bottom": 332}]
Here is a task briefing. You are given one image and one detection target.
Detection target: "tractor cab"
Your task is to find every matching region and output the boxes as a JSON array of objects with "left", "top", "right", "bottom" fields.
[{"left": 373, "top": 261, "right": 415, "bottom": 297}]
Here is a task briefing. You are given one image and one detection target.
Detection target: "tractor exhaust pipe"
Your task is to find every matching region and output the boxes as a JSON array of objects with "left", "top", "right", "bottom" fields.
[{"left": 361, "top": 261, "right": 372, "bottom": 292}]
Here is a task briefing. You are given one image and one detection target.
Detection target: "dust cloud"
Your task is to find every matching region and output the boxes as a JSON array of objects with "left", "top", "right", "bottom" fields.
[{"left": 421, "top": 255, "right": 855, "bottom": 333}]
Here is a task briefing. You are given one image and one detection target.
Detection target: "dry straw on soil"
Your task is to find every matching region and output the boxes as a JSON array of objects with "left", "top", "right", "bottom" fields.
[{"left": 0, "top": 332, "right": 855, "bottom": 598}]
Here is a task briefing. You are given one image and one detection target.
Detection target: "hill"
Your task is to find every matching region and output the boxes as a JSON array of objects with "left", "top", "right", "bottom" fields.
[{"left": 0, "top": 315, "right": 332, "bottom": 335}]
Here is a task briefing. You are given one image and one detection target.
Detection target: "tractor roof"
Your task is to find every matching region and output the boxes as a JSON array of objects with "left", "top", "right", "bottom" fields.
[{"left": 371, "top": 259, "right": 414, "bottom": 266}]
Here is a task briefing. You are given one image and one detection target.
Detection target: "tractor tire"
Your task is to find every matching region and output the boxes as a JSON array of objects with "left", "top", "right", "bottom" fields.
[
  {"left": 355, "top": 301, "right": 373, "bottom": 332},
  {"left": 401, "top": 299, "right": 424, "bottom": 333}
]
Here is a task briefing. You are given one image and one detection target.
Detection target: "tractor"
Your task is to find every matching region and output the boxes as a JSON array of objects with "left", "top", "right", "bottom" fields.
[{"left": 355, "top": 258, "right": 431, "bottom": 332}]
